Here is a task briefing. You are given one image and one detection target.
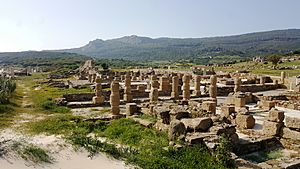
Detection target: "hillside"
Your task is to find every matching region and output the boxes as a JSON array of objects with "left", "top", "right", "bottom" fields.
[
  {"left": 58, "top": 29, "right": 300, "bottom": 60},
  {"left": 0, "top": 51, "right": 91, "bottom": 67}
]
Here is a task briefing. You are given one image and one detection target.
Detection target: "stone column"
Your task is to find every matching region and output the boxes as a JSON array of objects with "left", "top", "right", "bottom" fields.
[
  {"left": 92, "top": 73, "right": 97, "bottom": 83},
  {"left": 260, "top": 76, "right": 266, "bottom": 85},
  {"left": 150, "top": 75, "right": 159, "bottom": 103},
  {"left": 182, "top": 74, "right": 190, "bottom": 101},
  {"left": 234, "top": 77, "right": 241, "bottom": 93},
  {"left": 10, "top": 68, "right": 15, "bottom": 78},
  {"left": 281, "top": 71, "right": 286, "bottom": 84},
  {"left": 92, "top": 76, "right": 104, "bottom": 104},
  {"left": 88, "top": 73, "right": 92, "bottom": 83},
  {"left": 171, "top": 76, "right": 179, "bottom": 100},
  {"left": 151, "top": 75, "right": 159, "bottom": 89},
  {"left": 124, "top": 74, "right": 133, "bottom": 102},
  {"left": 209, "top": 75, "right": 217, "bottom": 99},
  {"left": 110, "top": 80, "right": 120, "bottom": 115},
  {"left": 160, "top": 76, "right": 170, "bottom": 92},
  {"left": 193, "top": 75, "right": 201, "bottom": 97}
]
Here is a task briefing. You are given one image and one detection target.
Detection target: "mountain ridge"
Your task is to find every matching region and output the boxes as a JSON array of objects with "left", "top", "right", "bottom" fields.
[{"left": 54, "top": 29, "right": 300, "bottom": 60}]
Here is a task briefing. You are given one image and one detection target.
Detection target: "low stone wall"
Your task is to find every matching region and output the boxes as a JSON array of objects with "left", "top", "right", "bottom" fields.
[
  {"left": 63, "top": 93, "right": 95, "bottom": 102},
  {"left": 217, "top": 84, "right": 281, "bottom": 96},
  {"left": 233, "top": 137, "right": 281, "bottom": 155}
]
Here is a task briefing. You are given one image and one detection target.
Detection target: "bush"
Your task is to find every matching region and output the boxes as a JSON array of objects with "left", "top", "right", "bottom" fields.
[
  {"left": 41, "top": 100, "right": 70, "bottom": 113},
  {"left": 0, "top": 77, "right": 16, "bottom": 103}
]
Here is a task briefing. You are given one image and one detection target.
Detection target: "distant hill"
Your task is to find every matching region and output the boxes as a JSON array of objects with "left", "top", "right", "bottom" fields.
[
  {"left": 0, "top": 51, "right": 91, "bottom": 66},
  {"left": 1, "top": 29, "right": 300, "bottom": 66},
  {"left": 57, "top": 29, "right": 300, "bottom": 60}
]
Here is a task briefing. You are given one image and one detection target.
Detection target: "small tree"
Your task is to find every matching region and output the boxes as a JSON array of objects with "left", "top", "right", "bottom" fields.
[
  {"left": 101, "top": 63, "right": 109, "bottom": 70},
  {"left": 267, "top": 54, "right": 281, "bottom": 69}
]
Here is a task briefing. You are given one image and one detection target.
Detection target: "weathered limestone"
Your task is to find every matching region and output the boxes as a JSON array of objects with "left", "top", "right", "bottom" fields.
[
  {"left": 182, "top": 75, "right": 190, "bottom": 101},
  {"left": 168, "top": 120, "right": 186, "bottom": 141},
  {"left": 149, "top": 76, "right": 159, "bottom": 103},
  {"left": 282, "top": 127, "right": 300, "bottom": 140},
  {"left": 263, "top": 108, "right": 285, "bottom": 136},
  {"left": 159, "top": 76, "right": 170, "bottom": 92},
  {"left": 92, "top": 76, "right": 104, "bottom": 104},
  {"left": 235, "top": 114, "right": 255, "bottom": 129},
  {"left": 258, "top": 100, "right": 275, "bottom": 110},
  {"left": 110, "top": 80, "right": 120, "bottom": 116},
  {"left": 150, "top": 75, "right": 159, "bottom": 89},
  {"left": 126, "top": 103, "right": 138, "bottom": 116},
  {"left": 268, "top": 108, "right": 284, "bottom": 122},
  {"left": 171, "top": 76, "right": 179, "bottom": 100},
  {"left": 285, "top": 116, "right": 300, "bottom": 129},
  {"left": 88, "top": 73, "right": 92, "bottom": 83},
  {"left": 209, "top": 75, "right": 217, "bottom": 99},
  {"left": 193, "top": 75, "right": 201, "bottom": 97},
  {"left": 137, "top": 85, "right": 146, "bottom": 93},
  {"left": 202, "top": 101, "right": 216, "bottom": 114},
  {"left": 169, "top": 108, "right": 189, "bottom": 121},
  {"left": 263, "top": 121, "right": 284, "bottom": 136},
  {"left": 123, "top": 74, "right": 133, "bottom": 102},
  {"left": 221, "top": 105, "right": 235, "bottom": 118},
  {"left": 281, "top": 71, "right": 286, "bottom": 84},
  {"left": 260, "top": 76, "right": 266, "bottom": 85},
  {"left": 234, "top": 77, "right": 241, "bottom": 93},
  {"left": 92, "top": 73, "right": 96, "bottom": 83},
  {"left": 181, "top": 117, "right": 213, "bottom": 132}
]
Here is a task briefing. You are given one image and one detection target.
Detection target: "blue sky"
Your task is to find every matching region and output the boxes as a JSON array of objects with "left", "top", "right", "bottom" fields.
[{"left": 0, "top": 0, "right": 299, "bottom": 52}]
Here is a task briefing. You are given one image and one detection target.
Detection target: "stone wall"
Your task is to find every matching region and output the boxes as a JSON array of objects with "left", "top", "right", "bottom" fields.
[{"left": 217, "top": 84, "right": 281, "bottom": 96}]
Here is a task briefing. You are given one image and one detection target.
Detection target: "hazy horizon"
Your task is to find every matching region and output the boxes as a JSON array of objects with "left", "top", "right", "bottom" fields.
[{"left": 1, "top": 0, "right": 300, "bottom": 52}]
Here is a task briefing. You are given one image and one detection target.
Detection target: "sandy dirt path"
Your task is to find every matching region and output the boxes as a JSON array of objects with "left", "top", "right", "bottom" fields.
[{"left": 0, "top": 81, "right": 128, "bottom": 169}]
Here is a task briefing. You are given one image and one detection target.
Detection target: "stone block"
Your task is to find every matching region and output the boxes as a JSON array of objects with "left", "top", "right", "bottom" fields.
[
  {"left": 268, "top": 108, "right": 284, "bottom": 122},
  {"left": 153, "top": 107, "right": 170, "bottom": 124},
  {"left": 170, "top": 108, "right": 190, "bottom": 120},
  {"left": 221, "top": 106, "right": 235, "bottom": 118},
  {"left": 282, "top": 127, "right": 300, "bottom": 141},
  {"left": 202, "top": 101, "right": 216, "bottom": 114},
  {"left": 236, "top": 114, "right": 255, "bottom": 129},
  {"left": 259, "top": 100, "right": 275, "bottom": 110},
  {"left": 234, "top": 97, "right": 246, "bottom": 108},
  {"left": 168, "top": 120, "right": 186, "bottom": 141},
  {"left": 181, "top": 117, "right": 213, "bottom": 132},
  {"left": 285, "top": 116, "right": 300, "bottom": 129},
  {"left": 237, "top": 107, "right": 249, "bottom": 115},
  {"left": 126, "top": 103, "right": 138, "bottom": 116},
  {"left": 262, "top": 121, "right": 283, "bottom": 136}
]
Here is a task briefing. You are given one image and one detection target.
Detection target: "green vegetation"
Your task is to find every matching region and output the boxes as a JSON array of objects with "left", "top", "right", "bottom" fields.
[
  {"left": 0, "top": 77, "right": 20, "bottom": 129},
  {"left": 19, "top": 145, "right": 52, "bottom": 163},
  {"left": 59, "top": 29, "right": 300, "bottom": 61},
  {"left": 26, "top": 116, "right": 233, "bottom": 169},
  {"left": 267, "top": 54, "right": 281, "bottom": 69},
  {"left": 0, "top": 77, "right": 16, "bottom": 104},
  {"left": 243, "top": 149, "right": 283, "bottom": 163},
  {"left": 41, "top": 100, "right": 70, "bottom": 113}
]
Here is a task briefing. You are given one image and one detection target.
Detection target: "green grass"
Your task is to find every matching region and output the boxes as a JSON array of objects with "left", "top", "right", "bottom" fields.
[
  {"left": 243, "top": 149, "right": 283, "bottom": 163},
  {"left": 19, "top": 145, "right": 52, "bottom": 163},
  {"left": 26, "top": 114, "right": 107, "bottom": 135},
  {"left": 137, "top": 114, "right": 158, "bottom": 123},
  {"left": 216, "top": 60, "right": 300, "bottom": 76},
  {"left": 26, "top": 117, "right": 233, "bottom": 168},
  {"left": 0, "top": 81, "right": 23, "bottom": 129}
]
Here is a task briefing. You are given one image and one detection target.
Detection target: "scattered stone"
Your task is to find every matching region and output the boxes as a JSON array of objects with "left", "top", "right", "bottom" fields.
[
  {"left": 263, "top": 120, "right": 284, "bottom": 136},
  {"left": 235, "top": 114, "right": 255, "bottom": 129},
  {"left": 168, "top": 120, "right": 186, "bottom": 141},
  {"left": 285, "top": 116, "right": 300, "bottom": 130},
  {"left": 181, "top": 117, "right": 213, "bottom": 132},
  {"left": 268, "top": 108, "right": 284, "bottom": 122}
]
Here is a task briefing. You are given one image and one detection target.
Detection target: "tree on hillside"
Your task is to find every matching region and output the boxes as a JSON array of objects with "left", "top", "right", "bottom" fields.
[
  {"left": 101, "top": 63, "right": 109, "bottom": 70},
  {"left": 267, "top": 54, "right": 281, "bottom": 69}
]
